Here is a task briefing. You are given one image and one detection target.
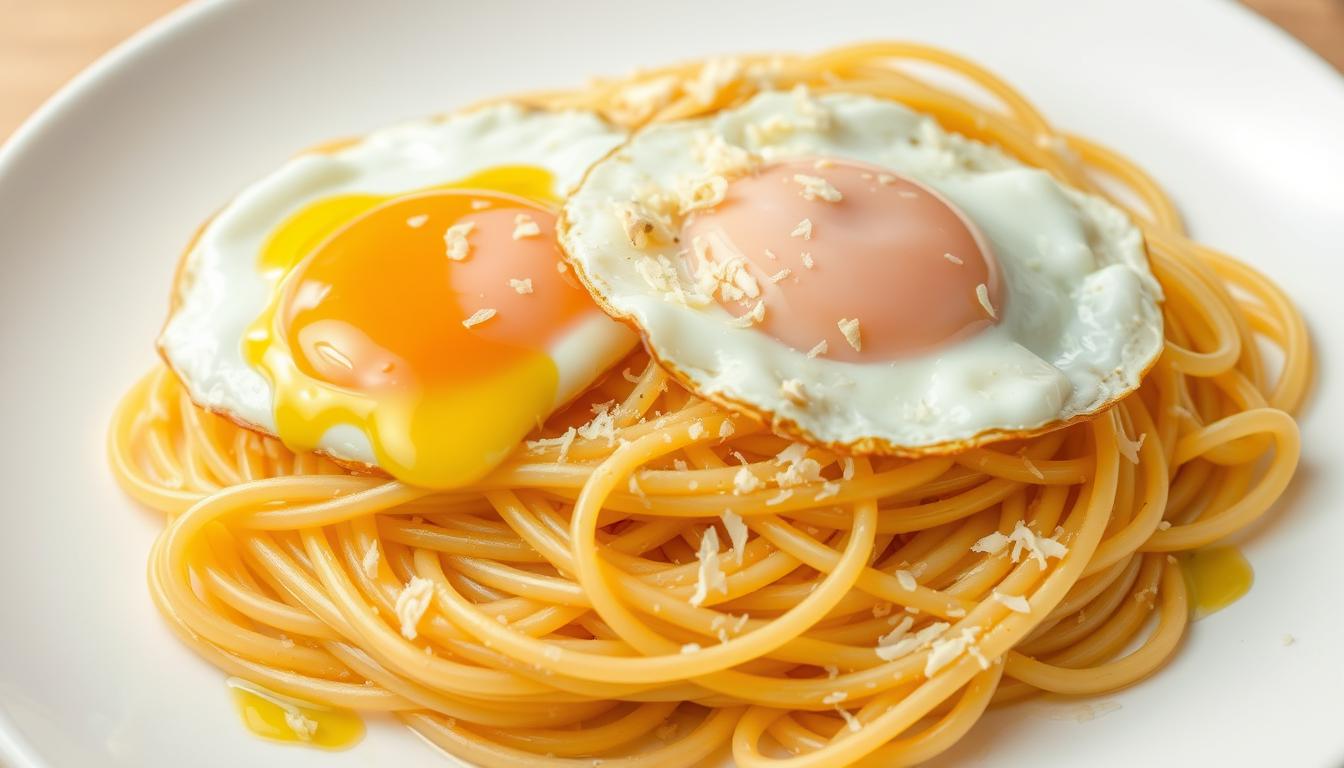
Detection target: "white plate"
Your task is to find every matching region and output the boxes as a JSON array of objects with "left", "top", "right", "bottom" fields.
[{"left": 1, "top": 0, "right": 1341, "bottom": 766}]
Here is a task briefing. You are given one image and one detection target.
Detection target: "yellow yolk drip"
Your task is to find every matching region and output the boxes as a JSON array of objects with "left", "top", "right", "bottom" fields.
[
  {"left": 1180, "top": 546, "right": 1254, "bottom": 620},
  {"left": 244, "top": 166, "right": 596, "bottom": 488},
  {"left": 228, "top": 679, "right": 364, "bottom": 749}
]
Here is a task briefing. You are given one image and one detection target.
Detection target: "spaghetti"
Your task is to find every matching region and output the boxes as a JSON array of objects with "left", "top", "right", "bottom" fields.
[{"left": 109, "top": 42, "right": 1310, "bottom": 767}]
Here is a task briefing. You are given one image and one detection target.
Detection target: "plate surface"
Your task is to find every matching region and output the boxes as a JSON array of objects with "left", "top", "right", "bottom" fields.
[{"left": 1, "top": 0, "right": 1341, "bottom": 766}]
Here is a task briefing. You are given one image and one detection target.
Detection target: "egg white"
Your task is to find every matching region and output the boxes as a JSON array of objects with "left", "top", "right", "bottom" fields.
[
  {"left": 560, "top": 91, "right": 1164, "bottom": 452},
  {"left": 160, "top": 104, "right": 630, "bottom": 465}
]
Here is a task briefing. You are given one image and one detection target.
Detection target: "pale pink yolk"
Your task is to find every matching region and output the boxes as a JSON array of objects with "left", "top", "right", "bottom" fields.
[{"left": 681, "top": 158, "right": 1003, "bottom": 362}]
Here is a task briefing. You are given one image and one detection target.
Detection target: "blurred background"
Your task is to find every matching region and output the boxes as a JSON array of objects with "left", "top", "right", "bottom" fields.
[{"left": 1, "top": 0, "right": 1341, "bottom": 140}]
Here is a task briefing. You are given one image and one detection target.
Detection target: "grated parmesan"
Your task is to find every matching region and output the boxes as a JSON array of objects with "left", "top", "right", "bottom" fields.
[
  {"left": 992, "top": 591, "right": 1031, "bottom": 613},
  {"left": 461, "top": 308, "right": 496, "bottom": 329},
  {"left": 837, "top": 318, "right": 862, "bottom": 351},
  {"left": 512, "top": 213, "right": 541, "bottom": 239},
  {"left": 792, "top": 174, "right": 843, "bottom": 202},
  {"left": 508, "top": 277, "right": 534, "bottom": 295},
  {"left": 443, "top": 221, "right": 475, "bottom": 261},
  {"left": 688, "top": 527, "right": 728, "bottom": 606},
  {"left": 732, "top": 466, "right": 763, "bottom": 495},
  {"left": 975, "top": 283, "right": 996, "bottom": 319},
  {"left": 395, "top": 577, "right": 435, "bottom": 640},
  {"left": 721, "top": 509, "right": 749, "bottom": 564},
  {"left": 361, "top": 541, "right": 380, "bottom": 579}
]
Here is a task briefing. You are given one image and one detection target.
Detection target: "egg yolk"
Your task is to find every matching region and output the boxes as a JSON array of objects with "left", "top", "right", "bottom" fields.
[
  {"left": 244, "top": 171, "right": 600, "bottom": 488},
  {"left": 681, "top": 158, "right": 1002, "bottom": 362}
]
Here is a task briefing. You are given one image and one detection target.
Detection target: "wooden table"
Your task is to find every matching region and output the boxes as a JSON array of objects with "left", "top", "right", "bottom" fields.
[{"left": 1, "top": 0, "right": 1341, "bottom": 140}]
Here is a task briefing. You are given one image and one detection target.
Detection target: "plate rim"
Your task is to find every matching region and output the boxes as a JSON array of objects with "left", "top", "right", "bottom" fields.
[{"left": 1, "top": 1, "right": 1341, "bottom": 766}]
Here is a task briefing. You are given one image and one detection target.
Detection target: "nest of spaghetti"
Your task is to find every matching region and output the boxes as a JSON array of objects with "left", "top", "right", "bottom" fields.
[{"left": 111, "top": 42, "right": 1308, "bottom": 768}]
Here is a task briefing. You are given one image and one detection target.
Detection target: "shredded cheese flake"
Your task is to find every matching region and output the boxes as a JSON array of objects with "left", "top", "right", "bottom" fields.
[
  {"left": 894, "top": 569, "right": 918, "bottom": 592},
  {"left": 993, "top": 591, "right": 1032, "bottom": 613},
  {"left": 728, "top": 299, "right": 766, "bottom": 328},
  {"left": 405, "top": 214, "right": 428, "bottom": 228},
  {"left": 793, "top": 174, "right": 842, "bottom": 202},
  {"left": 943, "top": 252, "right": 964, "bottom": 265},
  {"left": 508, "top": 278, "right": 534, "bottom": 295},
  {"left": 806, "top": 340, "right": 828, "bottom": 358},
  {"left": 395, "top": 577, "right": 435, "bottom": 640},
  {"left": 924, "top": 626, "right": 984, "bottom": 677},
  {"left": 688, "top": 420, "right": 706, "bottom": 441},
  {"left": 837, "top": 318, "right": 862, "bottom": 351},
  {"left": 512, "top": 213, "right": 541, "bottom": 239},
  {"left": 718, "top": 420, "right": 736, "bottom": 439},
  {"left": 720, "top": 509, "right": 749, "bottom": 564},
  {"left": 689, "top": 527, "right": 728, "bottom": 606},
  {"left": 790, "top": 218, "right": 813, "bottom": 240},
  {"left": 972, "top": 522, "right": 1068, "bottom": 569},
  {"left": 975, "top": 283, "right": 997, "bottom": 319},
  {"left": 461, "top": 308, "right": 496, "bottom": 329},
  {"left": 443, "top": 221, "right": 475, "bottom": 261},
  {"left": 732, "top": 466, "right": 763, "bottom": 495},
  {"left": 361, "top": 541, "right": 380, "bottom": 579}
]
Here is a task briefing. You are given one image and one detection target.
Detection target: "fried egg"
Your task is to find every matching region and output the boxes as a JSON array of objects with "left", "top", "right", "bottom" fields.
[
  {"left": 559, "top": 90, "right": 1163, "bottom": 454},
  {"left": 160, "top": 104, "right": 636, "bottom": 487}
]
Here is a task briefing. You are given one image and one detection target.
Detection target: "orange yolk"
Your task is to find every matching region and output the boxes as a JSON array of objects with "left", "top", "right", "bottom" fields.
[
  {"left": 244, "top": 173, "right": 601, "bottom": 488},
  {"left": 682, "top": 158, "right": 1002, "bottom": 362}
]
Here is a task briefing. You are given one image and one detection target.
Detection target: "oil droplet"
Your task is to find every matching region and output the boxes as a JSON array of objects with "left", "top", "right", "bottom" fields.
[
  {"left": 227, "top": 677, "right": 364, "bottom": 750},
  {"left": 1180, "top": 546, "right": 1253, "bottom": 620}
]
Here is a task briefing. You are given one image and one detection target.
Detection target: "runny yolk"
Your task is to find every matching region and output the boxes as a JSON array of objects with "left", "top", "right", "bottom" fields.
[
  {"left": 1180, "top": 546, "right": 1254, "bottom": 620},
  {"left": 244, "top": 175, "right": 599, "bottom": 489},
  {"left": 681, "top": 158, "right": 1003, "bottom": 362}
]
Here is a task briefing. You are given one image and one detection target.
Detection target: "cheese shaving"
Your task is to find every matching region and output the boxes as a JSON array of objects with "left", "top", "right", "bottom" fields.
[
  {"left": 806, "top": 340, "right": 828, "bottom": 358},
  {"left": 992, "top": 591, "right": 1032, "bottom": 613},
  {"left": 732, "top": 466, "right": 763, "bottom": 495},
  {"left": 361, "top": 541, "right": 380, "bottom": 579},
  {"left": 720, "top": 509, "right": 749, "bottom": 564},
  {"left": 793, "top": 174, "right": 842, "bottom": 202},
  {"left": 508, "top": 278, "right": 534, "bottom": 295},
  {"left": 461, "top": 308, "right": 496, "bottom": 329},
  {"left": 443, "top": 221, "right": 475, "bottom": 261},
  {"left": 728, "top": 299, "right": 766, "bottom": 328},
  {"left": 837, "top": 318, "right": 862, "bottom": 351},
  {"left": 790, "top": 218, "right": 813, "bottom": 240},
  {"left": 512, "top": 213, "right": 541, "bottom": 239},
  {"left": 689, "top": 527, "right": 728, "bottom": 606},
  {"left": 395, "top": 577, "right": 435, "bottom": 640},
  {"left": 405, "top": 214, "right": 428, "bottom": 228},
  {"left": 894, "top": 569, "right": 918, "bottom": 592},
  {"left": 975, "top": 283, "right": 996, "bottom": 319}
]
